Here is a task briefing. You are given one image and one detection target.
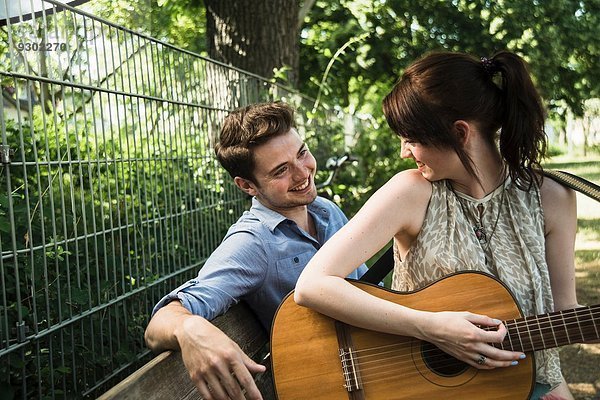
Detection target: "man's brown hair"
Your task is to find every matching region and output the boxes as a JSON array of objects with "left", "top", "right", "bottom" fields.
[{"left": 215, "top": 102, "right": 295, "bottom": 181}]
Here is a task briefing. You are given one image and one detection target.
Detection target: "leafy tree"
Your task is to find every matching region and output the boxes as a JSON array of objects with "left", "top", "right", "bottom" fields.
[
  {"left": 88, "top": 0, "right": 599, "bottom": 121},
  {"left": 90, "top": 0, "right": 207, "bottom": 54},
  {"left": 299, "top": 0, "right": 599, "bottom": 119}
]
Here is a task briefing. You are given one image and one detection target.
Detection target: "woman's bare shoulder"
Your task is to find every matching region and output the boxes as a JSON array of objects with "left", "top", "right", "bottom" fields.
[
  {"left": 539, "top": 172, "right": 576, "bottom": 209},
  {"left": 367, "top": 169, "right": 432, "bottom": 226},
  {"left": 538, "top": 171, "right": 577, "bottom": 234},
  {"left": 383, "top": 169, "right": 433, "bottom": 200}
]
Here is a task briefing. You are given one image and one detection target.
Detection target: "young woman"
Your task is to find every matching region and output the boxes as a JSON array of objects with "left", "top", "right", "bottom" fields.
[{"left": 295, "top": 51, "right": 578, "bottom": 399}]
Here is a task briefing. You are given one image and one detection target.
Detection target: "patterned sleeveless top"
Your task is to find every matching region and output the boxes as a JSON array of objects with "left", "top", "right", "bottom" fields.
[{"left": 391, "top": 178, "right": 562, "bottom": 387}]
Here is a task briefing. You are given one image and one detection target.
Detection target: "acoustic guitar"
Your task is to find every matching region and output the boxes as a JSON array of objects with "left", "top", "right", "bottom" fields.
[{"left": 270, "top": 271, "right": 599, "bottom": 399}]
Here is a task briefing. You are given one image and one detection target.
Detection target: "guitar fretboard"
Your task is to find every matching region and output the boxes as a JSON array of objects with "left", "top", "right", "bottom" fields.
[{"left": 493, "top": 304, "right": 600, "bottom": 352}]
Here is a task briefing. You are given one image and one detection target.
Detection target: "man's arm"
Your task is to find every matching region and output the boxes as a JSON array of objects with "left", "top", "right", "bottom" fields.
[{"left": 145, "top": 300, "right": 266, "bottom": 400}]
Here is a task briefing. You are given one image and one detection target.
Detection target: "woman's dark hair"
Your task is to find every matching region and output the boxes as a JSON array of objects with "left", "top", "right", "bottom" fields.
[
  {"left": 215, "top": 102, "right": 294, "bottom": 181},
  {"left": 382, "top": 50, "right": 547, "bottom": 190}
]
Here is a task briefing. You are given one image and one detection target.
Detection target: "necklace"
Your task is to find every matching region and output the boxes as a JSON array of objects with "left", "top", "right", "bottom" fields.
[
  {"left": 451, "top": 180, "right": 506, "bottom": 252},
  {"left": 473, "top": 204, "right": 488, "bottom": 245}
]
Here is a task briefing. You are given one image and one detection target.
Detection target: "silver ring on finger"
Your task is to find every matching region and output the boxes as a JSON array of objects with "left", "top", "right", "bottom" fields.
[{"left": 476, "top": 354, "right": 487, "bottom": 365}]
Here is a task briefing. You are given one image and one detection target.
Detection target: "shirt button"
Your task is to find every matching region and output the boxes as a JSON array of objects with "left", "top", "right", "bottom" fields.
[{"left": 293, "top": 257, "right": 299, "bottom": 263}]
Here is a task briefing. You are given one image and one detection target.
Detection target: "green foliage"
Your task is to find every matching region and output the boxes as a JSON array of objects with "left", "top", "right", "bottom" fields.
[
  {"left": 546, "top": 144, "right": 565, "bottom": 158},
  {"left": 1, "top": 10, "right": 244, "bottom": 393},
  {"left": 0, "top": 102, "right": 243, "bottom": 396},
  {"left": 86, "top": 0, "right": 207, "bottom": 55},
  {"left": 295, "top": 0, "right": 600, "bottom": 209},
  {"left": 299, "top": 0, "right": 599, "bottom": 119}
]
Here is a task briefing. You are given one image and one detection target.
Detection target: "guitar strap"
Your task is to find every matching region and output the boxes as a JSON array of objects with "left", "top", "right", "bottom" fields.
[
  {"left": 542, "top": 169, "right": 600, "bottom": 202},
  {"left": 359, "top": 169, "right": 600, "bottom": 285}
]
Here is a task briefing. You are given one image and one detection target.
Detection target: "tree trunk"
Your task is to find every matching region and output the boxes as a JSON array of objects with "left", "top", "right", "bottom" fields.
[{"left": 205, "top": 0, "right": 299, "bottom": 87}]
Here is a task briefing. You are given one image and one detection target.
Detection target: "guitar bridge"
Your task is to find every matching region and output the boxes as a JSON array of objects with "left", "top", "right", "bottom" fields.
[
  {"left": 335, "top": 321, "right": 363, "bottom": 393},
  {"left": 339, "top": 348, "right": 362, "bottom": 392}
]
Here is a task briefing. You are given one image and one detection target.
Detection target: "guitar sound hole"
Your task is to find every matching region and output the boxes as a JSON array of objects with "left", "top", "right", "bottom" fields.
[{"left": 421, "top": 342, "right": 469, "bottom": 377}]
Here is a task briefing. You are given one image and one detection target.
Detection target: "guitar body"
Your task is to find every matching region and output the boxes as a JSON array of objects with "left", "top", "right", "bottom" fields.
[{"left": 271, "top": 272, "right": 535, "bottom": 399}]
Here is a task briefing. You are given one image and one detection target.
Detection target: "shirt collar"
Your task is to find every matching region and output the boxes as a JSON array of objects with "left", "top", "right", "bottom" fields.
[{"left": 249, "top": 197, "right": 331, "bottom": 232}]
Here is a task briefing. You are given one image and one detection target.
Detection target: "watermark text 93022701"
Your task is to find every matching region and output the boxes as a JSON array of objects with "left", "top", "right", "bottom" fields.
[{"left": 16, "top": 42, "right": 67, "bottom": 51}]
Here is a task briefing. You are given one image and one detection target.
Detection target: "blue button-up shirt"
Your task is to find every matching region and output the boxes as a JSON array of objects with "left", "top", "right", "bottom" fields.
[{"left": 152, "top": 196, "right": 367, "bottom": 330}]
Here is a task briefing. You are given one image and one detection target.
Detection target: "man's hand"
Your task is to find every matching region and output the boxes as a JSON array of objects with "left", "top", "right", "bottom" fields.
[
  {"left": 145, "top": 302, "right": 266, "bottom": 400},
  {"left": 177, "top": 315, "right": 266, "bottom": 400}
]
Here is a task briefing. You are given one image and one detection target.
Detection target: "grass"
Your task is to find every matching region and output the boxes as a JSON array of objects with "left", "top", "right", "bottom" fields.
[{"left": 544, "top": 152, "right": 600, "bottom": 400}]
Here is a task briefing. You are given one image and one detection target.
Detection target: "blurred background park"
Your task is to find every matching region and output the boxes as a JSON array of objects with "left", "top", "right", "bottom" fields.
[{"left": 1, "top": 0, "right": 598, "bottom": 398}]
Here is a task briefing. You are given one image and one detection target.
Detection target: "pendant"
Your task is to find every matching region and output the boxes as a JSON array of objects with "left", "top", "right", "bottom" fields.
[{"left": 473, "top": 225, "right": 487, "bottom": 245}]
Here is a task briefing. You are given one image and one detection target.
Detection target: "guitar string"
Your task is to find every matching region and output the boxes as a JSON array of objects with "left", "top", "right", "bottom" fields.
[
  {"left": 339, "top": 319, "right": 588, "bottom": 387},
  {"left": 504, "top": 308, "right": 600, "bottom": 331},
  {"left": 492, "top": 308, "right": 600, "bottom": 332},
  {"left": 331, "top": 308, "right": 600, "bottom": 387},
  {"left": 501, "top": 304, "right": 600, "bottom": 328},
  {"left": 344, "top": 317, "right": 597, "bottom": 369},
  {"left": 338, "top": 328, "right": 599, "bottom": 388},
  {"left": 340, "top": 322, "right": 597, "bottom": 389},
  {"left": 341, "top": 313, "right": 592, "bottom": 385},
  {"left": 343, "top": 348, "right": 474, "bottom": 383},
  {"left": 343, "top": 353, "right": 457, "bottom": 383},
  {"left": 343, "top": 322, "right": 596, "bottom": 372},
  {"left": 490, "top": 315, "right": 599, "bottom": 344},
  {"left": 337, "top": 308, "right": 600, "bottom": 382},
  {"left": 344, "top": 325, "right": 576, "bottom": 380},
  {"left": 496, "top": 307, "right": 600, "bottom": 348},
  {"left": 341, "top": 348, "right": 470, "bottom": 386},
  {"left": 350, "top": 306, "right": 600, "bottom": 356},
  {"left": 344, "top": 298, "right": 600, "bottom": 385},
  {"left": 346, "top": 308, "right": 600, "bottom": 359}
]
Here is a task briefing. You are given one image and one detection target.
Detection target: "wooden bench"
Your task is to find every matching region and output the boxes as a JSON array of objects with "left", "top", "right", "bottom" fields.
[
  {"left": 99, "top": 302, "right": 276, "bottom": 399},
  {"left": 97, "top": 246, "right": 396, "bottom": 400}
]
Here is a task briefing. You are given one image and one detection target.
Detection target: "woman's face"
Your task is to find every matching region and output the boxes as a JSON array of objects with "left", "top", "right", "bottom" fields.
[{"left": 400, "top": 138, "right": 461, "bottom": 181}]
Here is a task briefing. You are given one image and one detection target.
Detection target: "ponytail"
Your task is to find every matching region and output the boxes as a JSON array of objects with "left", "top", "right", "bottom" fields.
[{"left": 489, "top": 51, "right": 547, "bottom": 190}]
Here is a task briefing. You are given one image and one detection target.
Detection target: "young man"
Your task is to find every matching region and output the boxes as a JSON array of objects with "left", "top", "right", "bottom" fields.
[{"left": 144, "top": 102, "right": 367, "bottom": 400}]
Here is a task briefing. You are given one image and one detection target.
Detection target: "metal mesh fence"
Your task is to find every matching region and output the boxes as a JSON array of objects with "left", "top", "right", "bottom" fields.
[{"left": 0, "top": 1, "right": 352, "bottom": 397}]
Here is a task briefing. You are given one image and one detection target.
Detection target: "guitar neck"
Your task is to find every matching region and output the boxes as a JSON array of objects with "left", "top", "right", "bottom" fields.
[{"left": 495, "top": 304, "right": 600, "bottom": 352}]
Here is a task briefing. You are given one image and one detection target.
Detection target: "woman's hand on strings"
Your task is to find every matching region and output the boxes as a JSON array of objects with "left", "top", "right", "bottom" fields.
[{"left": 419, "top": 311, "right": 525, "bottom": 369}]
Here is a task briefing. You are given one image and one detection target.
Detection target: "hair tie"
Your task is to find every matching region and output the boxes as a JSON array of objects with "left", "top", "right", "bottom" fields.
[{"left": 480, "top": 57, "right": 498, "bottom": 77}]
